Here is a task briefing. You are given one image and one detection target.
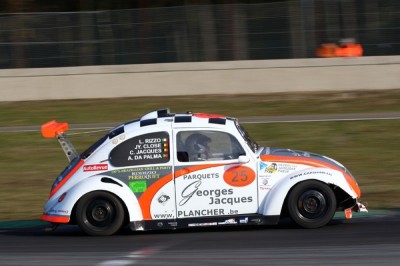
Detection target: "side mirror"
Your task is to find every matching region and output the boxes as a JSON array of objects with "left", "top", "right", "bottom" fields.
[{"left": 238, "top": 155, "right": 250, "bottom": 164}]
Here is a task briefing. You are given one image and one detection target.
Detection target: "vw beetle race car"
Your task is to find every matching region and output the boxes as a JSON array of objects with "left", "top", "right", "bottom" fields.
[{"left": 41, "top": 109, "right": 367, "bottom": 236}]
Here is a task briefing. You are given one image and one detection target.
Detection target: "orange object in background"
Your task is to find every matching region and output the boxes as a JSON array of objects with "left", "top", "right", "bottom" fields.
[
  {"left": 335, "top": 42, "right": 363, "bottom": 57},
  {"left": 316, "top": 43, "right": 339, "bottom": 58},
  {"left": 316, "top": 38, "right": 363, "bottom": 58}
]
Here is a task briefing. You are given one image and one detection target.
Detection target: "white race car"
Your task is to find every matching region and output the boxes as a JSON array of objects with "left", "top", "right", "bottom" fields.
[{"left": 41, "top": 109, "right": 367, "bottom": 236}]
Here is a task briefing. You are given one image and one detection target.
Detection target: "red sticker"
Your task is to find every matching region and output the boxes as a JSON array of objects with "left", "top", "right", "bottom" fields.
[
  {"left": 83, "top": 164, "right": 108, "bottom": 172},
  {"left": 223, "top": 166, "right": 255, "bottom": 187}
]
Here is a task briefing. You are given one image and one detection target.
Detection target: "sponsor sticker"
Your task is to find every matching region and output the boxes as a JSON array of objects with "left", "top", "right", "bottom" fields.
[
  {"left": 188, "top": 222, "right": 218, "bottom": 227},
  {"left": 129, "top": 181, "right": 147, "bottom": 193},
  {"left": 83, "top": 164, "right": 108, "bottom": 172},
  {"left": 290, "top": 170, "right": 332, "bottom": 180},
  {"left": 260, "top": 162, "right": 298, "bottom": 175},
  {"left": 218, "top": 218, "right": 237, "bottom": 225},
  {"left": 260, "top": 162, "right": 277, "bottom": 174},
  {"left": 158, "top": 193, "right": 171, "bottom": 205},
  {"left": 239, "top": 217, "right": 249, "bottom": 224},
  {"left": 259, "top": 177, "right": 272, "bottom": 191}
]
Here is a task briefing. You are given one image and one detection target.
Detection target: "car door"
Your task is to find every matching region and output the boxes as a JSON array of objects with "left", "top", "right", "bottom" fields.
[{"left": 173, "top": 129, "right": 258, "bottom": 219}]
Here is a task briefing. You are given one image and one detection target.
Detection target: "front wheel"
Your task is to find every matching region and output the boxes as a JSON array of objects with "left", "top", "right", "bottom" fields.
[
  {"left": 287, "top": 181, "right": 336, "bottom": 229},
  {"left": 76, "top": 191, "right": 125, "bottom": 236}
]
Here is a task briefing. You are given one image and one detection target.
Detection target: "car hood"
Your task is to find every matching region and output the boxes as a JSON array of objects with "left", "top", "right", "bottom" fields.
[
  {"left": 258, "top": 147, "right": 347, "bottom": 172},
  {"left": 257, "top": 147, "right": 361, "bottom": 198}
]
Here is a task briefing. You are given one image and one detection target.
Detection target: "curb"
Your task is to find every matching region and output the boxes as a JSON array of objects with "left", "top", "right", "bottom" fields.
[{"left": 0, "top": 220, "right": 48, "bottom": 230}]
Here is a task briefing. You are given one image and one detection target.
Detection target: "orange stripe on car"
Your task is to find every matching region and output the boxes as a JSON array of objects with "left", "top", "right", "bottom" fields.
[{"left": 260, "top": 155, "right": 361, "bottom": 198}]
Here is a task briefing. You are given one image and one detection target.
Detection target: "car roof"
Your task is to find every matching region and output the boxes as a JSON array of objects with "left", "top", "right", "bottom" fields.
[{"left": 121, "top": 108, "right": 238, "bottom": 132}]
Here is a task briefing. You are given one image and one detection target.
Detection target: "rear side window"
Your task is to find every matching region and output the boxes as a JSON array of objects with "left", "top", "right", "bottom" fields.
[{"left": 109, "top": 132, "right": 170, "bottom": 167}]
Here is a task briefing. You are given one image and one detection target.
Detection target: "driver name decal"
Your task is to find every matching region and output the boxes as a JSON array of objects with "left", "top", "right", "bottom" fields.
[{"left": 109, "top": 132, "right": 169, "bottom": 167}]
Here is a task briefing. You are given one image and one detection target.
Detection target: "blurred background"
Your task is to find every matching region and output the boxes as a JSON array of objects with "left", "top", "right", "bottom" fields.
[{"left": 0, "top": 0, "right": 399, "bottom": 68}]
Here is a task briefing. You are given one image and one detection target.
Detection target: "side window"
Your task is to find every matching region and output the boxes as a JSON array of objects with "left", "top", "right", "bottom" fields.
[
  {"left": 176, "top": 131, "right": 245, "bottom": 162},
  {"left": 109, "top": 131, "right": 170, "bottom": 167}
]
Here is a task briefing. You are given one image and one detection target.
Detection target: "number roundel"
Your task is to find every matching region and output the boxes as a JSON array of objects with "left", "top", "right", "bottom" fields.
[{"left": 223, "top": 166, "right": 256, "bottom": 187}]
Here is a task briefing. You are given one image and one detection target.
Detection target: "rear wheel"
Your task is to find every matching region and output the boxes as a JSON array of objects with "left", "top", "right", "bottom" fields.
[
  {"left": 76, "top": 191, "right": 124, "bottom": 236},
  {"left": 287, "top": 181, "right": 336, "bottom": 228}
]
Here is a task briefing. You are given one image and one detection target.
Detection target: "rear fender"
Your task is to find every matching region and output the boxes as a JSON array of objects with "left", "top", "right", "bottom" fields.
[
  {"left": 260, "top": 168, "right": 358, "bottom": 216},
  {"left": 43, "top": 175, "right": 143, "bottom": 223}
]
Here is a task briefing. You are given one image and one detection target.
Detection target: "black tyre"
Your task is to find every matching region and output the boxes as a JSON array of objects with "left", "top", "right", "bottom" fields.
[
  {"left": 287, "top": 181, "right": 336, "bottom": 229},
  {"left": 76, "top": 191, "right": 124, "bottom": 236}
]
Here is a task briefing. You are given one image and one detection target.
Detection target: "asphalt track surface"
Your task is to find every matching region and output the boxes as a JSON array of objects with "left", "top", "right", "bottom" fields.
[
  {"left": 1, "top": 212, "right": 400, "bottom": 266},
  {"left": 2, "top": 112, "right": 400, "bottom": 133}
]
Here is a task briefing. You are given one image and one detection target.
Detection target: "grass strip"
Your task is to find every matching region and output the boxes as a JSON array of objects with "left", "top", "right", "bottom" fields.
[
  {"left": 0, "top": 119, "right": 399, "bottom": 220},
  {"left": 1, "top": 90, "right": 400, "bottom": 127}
]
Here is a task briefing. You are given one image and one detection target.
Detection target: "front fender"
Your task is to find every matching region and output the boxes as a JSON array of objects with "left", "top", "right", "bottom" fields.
[
  {"left": 260, "top": 168, "right": 358, "bottom": 216},
  {"left": 42, "top": 175, "right": 143, "bottom": 223}
]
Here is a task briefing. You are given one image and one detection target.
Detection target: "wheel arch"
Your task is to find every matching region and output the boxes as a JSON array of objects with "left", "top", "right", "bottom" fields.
[
  {"left": 280, "top": 180, "right": 348, "bottom": 218},
  {"left": 329, "top": 184, "right": 357, "bottom": 211},
  {"left": 260, "top": 168, "right": 358, "bottom": 217},
  {"left": 284, "top": 179, "right": 337, "bottom": 228},
  {"left": 57, "top": 175, "right": 143, "bottom": 224},
  {"left": 69, "top": 189, "right": 130, "bottom": 225}
]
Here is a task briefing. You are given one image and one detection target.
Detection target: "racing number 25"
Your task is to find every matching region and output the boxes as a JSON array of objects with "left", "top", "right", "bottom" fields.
[{"left": 223, "top": 166, "right": 255, "bottom": 187}]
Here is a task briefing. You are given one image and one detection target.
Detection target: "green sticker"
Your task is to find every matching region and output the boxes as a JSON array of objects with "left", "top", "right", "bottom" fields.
[{"left": 129, "top": 181, "right": 147, "bottom": 193}]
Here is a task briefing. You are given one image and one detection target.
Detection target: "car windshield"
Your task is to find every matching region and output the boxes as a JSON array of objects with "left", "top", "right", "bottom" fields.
[{"left": 234, "top": 121, "right": 259, "bottom": 152}]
